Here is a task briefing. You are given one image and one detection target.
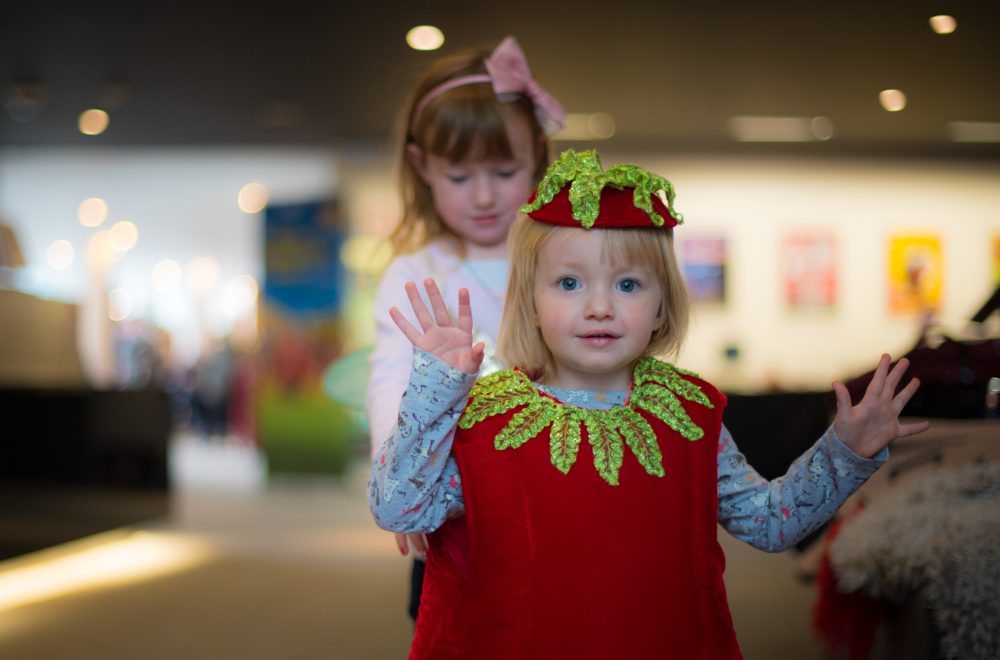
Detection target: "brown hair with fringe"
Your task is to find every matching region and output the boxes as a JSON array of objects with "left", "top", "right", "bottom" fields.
[{"left": 388, "top": 45, "right": 551, "bottom": 256}]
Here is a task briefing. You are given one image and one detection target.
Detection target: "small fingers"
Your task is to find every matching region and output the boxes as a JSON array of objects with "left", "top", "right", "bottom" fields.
[
  {"left": 891, "top": 376, "right": 922, "bottom": 413},
  {"left": 405, "top": 281, "right": 435, "bottom": 332},
  {"left": 863, "top": 353, "right": 891, "bottom": 399},
  {"left": 424, "top": 279, "right": 453, "bottom": 328},
  {"left": 897, "top": 419, "right": 930, "bottom": 438},
  {"left": 883, "top": 357, "right": 910, "bottom": 396},
  {"left": 389, "top": 307, "right": 423, "bottom": 345},
  {"left": 409, "top": 533, "right": 428, "bottom": 555},
  {"left": 456, "top": 288, "right": 473, "bottom": 334},
  {"left": 409, "top": 533, "right": 428, "bottom": 561},
  {"left": 394, "top": 533, "right": 409, "bottom": 556},
  {"left": 457, "top": 342, "right": 486, "bottom": 375},
  {"left": 832, "top": 381, "right": 852, "bottom": 414}
]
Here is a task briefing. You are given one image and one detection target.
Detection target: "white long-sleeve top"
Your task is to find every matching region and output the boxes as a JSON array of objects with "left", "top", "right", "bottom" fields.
[{"left": 365, "top": 241, "right": 508, "bottom": 459}]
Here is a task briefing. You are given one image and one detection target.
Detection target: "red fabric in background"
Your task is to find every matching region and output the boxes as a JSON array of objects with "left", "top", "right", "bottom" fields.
[
  {"left": 413, "top": 373, "right": 741, "bottom": 659},
  {"left": 812, "top": 511, "right": 885, "bottom": 660},
  {"left": 841, "top": 335, "right": 1000, "bottom": 419}
]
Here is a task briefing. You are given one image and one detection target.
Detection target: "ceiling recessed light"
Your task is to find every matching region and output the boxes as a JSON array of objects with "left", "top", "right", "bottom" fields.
[
  {"left": 406, "top": 26, "right": 444, "bottom": 51},
  {"left": 78, "top": 108, "right": 109, "bottom": 135},
  {"left": 929, "top": 15, "right": 956, "bottom": 35},
  {"left": 879, "top": 89, "right": 907, "bottom": 112}
]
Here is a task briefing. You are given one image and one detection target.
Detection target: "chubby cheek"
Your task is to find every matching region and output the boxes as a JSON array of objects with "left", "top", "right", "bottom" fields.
[
  {"left": 432, "top": 189, "right": 460, "bottom": 219},
  {"left": 537, "top": 306, "right": 573, "bottom": 339}
]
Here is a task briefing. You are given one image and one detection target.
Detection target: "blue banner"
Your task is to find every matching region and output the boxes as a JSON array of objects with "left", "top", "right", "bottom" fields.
[{"left": 264, "top": 200, "right": 345, "bottom": 319}]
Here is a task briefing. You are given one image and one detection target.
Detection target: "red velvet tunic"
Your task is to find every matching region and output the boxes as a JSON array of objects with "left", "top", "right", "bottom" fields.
[{"left": 412, "top": 373, "right": 742, "bottom": 659}]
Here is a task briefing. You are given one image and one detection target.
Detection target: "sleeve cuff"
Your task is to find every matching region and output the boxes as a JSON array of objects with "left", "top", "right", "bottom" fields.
[
  {"left": 827, "top": 425, "right": 889, "bottom": 470},
  {"left": 412, "top": 348, "right": 478, "bottom": 394}
]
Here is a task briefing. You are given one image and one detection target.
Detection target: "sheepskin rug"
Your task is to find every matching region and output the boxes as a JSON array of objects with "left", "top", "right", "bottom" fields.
[{"left": 830, "top": 462, "right": 1000, "bottom": 660}]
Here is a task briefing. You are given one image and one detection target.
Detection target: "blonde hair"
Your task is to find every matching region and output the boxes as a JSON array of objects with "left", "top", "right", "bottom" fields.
[
  {"left": 498, "top": 216, "right": 690, "bottom": 380},
  {"left": 389, "top": 45, "right": 551, "bottom": 256}
]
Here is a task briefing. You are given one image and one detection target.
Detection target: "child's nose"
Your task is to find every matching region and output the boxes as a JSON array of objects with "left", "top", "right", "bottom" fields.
[
  {"left": 472, "top": 176, "right": 496, "bottom": 207},
  {"left": 584, "top": 291, "right": 614, "bottom": 319}
]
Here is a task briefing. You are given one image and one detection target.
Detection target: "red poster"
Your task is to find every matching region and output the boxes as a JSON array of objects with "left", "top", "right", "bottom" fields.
[{"left": 784, "top": 233, "right": 837, "bottom": 309}]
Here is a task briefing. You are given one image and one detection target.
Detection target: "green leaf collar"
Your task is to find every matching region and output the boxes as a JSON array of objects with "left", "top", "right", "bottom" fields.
[{"left": 457, "top": 357, "right": 712, "bottom": 486}]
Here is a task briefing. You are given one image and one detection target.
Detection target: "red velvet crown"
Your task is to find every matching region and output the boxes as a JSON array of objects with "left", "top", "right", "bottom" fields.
[
  {"left": 520, "top": 149, "right": 683, "bottom": 229},
  {"left": 525, "top": 186, "right": 680, "bottom": 228}
]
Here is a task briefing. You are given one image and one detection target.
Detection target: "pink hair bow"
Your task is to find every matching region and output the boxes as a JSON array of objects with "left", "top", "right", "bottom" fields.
[
  {"left": 484, "top": 36, "right": 566, "bottom": 136},
  {"left": 410, "top": 36, "right": 566, "bottom": 136}
]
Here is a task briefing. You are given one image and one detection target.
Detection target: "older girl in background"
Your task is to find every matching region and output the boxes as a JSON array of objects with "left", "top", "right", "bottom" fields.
[{"left": 364, "top": 36, "right": 563, "bottom": 620}]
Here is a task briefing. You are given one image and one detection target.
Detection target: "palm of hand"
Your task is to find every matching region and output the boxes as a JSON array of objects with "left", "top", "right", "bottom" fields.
[
  {"left": 415, "top": 324, "right": 479, "bottom": 374},
  {"left": 832, "top": 354, "right": 929, "bottom": 458},
  {"left": 389, "top": 278, "right": 484, "bottom": 375}
]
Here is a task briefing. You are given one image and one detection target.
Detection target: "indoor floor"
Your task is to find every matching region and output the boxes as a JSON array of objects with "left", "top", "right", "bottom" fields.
[{"left": 0, "top": 435, "right": 825, "bottom": 660}]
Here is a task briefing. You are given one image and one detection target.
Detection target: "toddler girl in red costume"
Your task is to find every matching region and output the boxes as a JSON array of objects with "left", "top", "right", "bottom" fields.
[{"left": 370, "top": 149, "right": 928, "bottom": 659}]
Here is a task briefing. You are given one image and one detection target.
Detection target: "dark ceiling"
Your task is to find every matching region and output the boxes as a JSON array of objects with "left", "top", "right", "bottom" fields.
[{"left": 2, "top": 1, "right": 999, "bottom": 156}]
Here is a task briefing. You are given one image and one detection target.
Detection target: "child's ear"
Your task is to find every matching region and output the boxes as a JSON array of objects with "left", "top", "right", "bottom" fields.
[{"left": 406, "top": 144, "right": 431, "bottom": 184}]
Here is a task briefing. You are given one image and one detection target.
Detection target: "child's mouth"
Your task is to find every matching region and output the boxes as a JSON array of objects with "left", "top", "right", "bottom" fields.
[{"left": 579, "top": 332, "right": 619, "bottom": 347}]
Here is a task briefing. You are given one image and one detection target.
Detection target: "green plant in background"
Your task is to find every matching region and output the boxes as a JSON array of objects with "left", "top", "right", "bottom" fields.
[{"left": 258, "top": 384, "right": 363, "bottom": 476}]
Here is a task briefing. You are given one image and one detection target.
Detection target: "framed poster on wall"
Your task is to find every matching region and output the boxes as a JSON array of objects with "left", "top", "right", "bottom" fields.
[
  {"left": 679, "top": 236, "right": 726, "bottom": 303},
  {"left": 783, "top": 233, "right": 837, "bottom": 310},
  {"left": 993, "top": 234, "right": 1000, "bottom": 283},
  {"left": 887, "top": 234, "right": 943, "bottom": 314}
]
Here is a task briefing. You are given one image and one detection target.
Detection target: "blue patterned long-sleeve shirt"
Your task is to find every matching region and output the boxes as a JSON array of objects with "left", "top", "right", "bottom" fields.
[{"left": 368, "top": 350, "right": 887, "bottom": 552}]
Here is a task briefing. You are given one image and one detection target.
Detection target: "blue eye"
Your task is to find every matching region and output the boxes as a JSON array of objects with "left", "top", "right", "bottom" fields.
[
  {"left": 558, "top": 277, "right": 579, "bottom": 291},
  {"left": 617, "top": 278, "right": 639, "bottom": 293}
]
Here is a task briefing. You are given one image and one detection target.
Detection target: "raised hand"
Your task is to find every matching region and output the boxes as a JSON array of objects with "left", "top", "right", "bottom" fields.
[
  {"left": 389, "top": 278, "right": 484, "bottom": 374},
  {"left": 832, "top": 354, "right": 930, "bottom": 458}
]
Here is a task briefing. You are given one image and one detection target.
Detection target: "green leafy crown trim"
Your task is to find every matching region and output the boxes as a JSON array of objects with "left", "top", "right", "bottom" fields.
[
  {"left": 520, "top": 148, "right": 684, "bottom": 228},
  {"left": 457, "top": 357, "right": 712, "bottom": 486}
]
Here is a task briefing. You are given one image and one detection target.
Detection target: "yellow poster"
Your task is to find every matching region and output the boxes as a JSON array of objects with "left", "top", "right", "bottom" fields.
[
  {"left": 888, "top": 234, "right": 943, "bottom": 313},
  {"left": 993, "top": 234, "right": 1000, "bottom": 283}
]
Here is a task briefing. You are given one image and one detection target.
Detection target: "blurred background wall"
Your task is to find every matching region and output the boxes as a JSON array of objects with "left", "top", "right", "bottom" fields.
[{"left": 5, "top": 148, "right": 995, "bottom": 394}]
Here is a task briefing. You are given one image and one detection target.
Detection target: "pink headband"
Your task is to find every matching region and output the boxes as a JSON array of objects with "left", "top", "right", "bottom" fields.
[{"left": 410, "top": 36, "right": 566, "bottom": 137}]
